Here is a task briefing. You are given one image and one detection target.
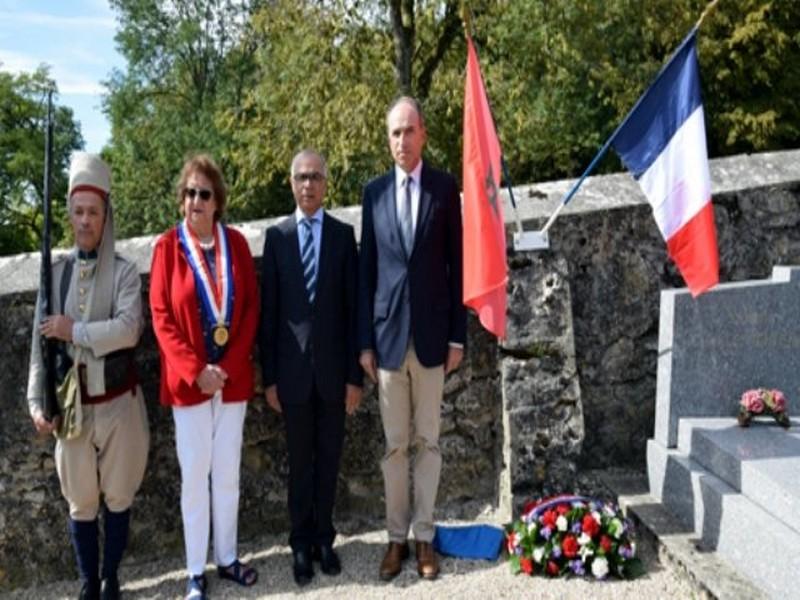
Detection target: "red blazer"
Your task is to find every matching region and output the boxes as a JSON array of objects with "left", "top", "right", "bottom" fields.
[{"left": 149, "top": 224, "right": 258, "bottom": 406}]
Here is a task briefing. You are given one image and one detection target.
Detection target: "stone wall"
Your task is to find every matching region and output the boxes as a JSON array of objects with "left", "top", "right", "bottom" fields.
[{"left": 1, "top": 149, "right": 799, "bottom": 589}]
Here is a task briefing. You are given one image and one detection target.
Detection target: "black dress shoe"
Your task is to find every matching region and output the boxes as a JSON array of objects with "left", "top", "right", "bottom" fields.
[
  {"left": 292, "top": 548, "right": 314, "bottom": 586},
  {"left": 79, "top": 579, "right": 100, "bottom": 600},
  {"left": 318, "top": 544, "right": 341, "bottom": 576},
  {"left": 100, "top": 577, "right": 120, "bottom": 600}
]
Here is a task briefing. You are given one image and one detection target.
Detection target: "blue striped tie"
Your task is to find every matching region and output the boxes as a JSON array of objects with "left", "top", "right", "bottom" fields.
[{"left": 301, "top": 218, "right": 316, "bottom": 303}]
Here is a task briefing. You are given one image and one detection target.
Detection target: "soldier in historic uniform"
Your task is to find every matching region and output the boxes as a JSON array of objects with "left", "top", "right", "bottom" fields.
[{"left": 27, "top": 153, "right": 150, "bottom": 600}]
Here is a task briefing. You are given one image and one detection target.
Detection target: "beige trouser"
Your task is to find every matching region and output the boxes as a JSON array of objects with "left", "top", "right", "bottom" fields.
[
  {"left": 55, "top": 386, "right": 150, "bottom": 520},
  {"left": 378, "top": 344, "right": 444, "bottom": 543}
]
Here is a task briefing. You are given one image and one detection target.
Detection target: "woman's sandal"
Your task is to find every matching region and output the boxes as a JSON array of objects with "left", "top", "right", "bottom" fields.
[
  {"left": 185, "top": 574, "right": 207, "bottom": 600},
  {"left": 217, "top": 559, "right": 258, "bottom": 586}
]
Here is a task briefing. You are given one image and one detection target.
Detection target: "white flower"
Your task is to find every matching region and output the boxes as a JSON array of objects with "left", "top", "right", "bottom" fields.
[
  {"left": 578, "top": 533, "right": 592, "bottom": 546},
  {"left": 591, "top": 556, "right": 609, "bottom": 579},
  {"left": 603, "top": 504, "right": 616, "bottom": 517},
  {"left": 527, "top": 521, "right": 537, "bottom": 535},
  {"left": 591, "top": 511, "right": 602, "bottom": 524},
  {"left": 556, "top": 515, "right": 568, "bottom": 532},
  {"left": 533, "top": 546, "right": 545, "bottom": 563},
  {"left": 579, "top": 544, "right": 594, "bottom": 561}
]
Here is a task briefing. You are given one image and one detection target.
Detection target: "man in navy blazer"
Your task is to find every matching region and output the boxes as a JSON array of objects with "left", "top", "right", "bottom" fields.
[
  {"left": 358, "top": 97, "right": 467, "bottom": 581},
  {"left": 260, "top": 150, "right": 362, "bottom": 586}
]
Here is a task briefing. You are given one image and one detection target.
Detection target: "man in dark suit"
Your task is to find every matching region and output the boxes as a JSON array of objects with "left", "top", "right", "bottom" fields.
[
  {"left": 260, "top": 149, "right": 362, "bottom": 586},
  {"left": 358, "top": 97, "right": 467, "bottom": 581}
]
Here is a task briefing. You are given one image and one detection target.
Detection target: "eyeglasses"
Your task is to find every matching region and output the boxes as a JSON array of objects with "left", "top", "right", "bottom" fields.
[
  {"left": 185, "top": 187, "right": 213, "bottom": 201},
  {"left": 292, "top": 172, "right": 325, "bottom": 184}
]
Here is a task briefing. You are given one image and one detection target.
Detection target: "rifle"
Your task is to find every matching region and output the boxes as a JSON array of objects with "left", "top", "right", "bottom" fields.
[{"left": 39, "top": 90, "right": 61, "bottom": 422}]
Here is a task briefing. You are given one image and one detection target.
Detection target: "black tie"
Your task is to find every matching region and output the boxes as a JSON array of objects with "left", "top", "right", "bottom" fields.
[{"left": 300, "top": 218, "right": 316, "bottom": 303}]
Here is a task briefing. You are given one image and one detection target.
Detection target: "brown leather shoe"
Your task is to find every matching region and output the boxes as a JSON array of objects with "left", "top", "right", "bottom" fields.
[
  {"left": 379, "top": 541, "right": 410, "bottom": 581},
  {"left": 415, "top": 541, "right": 439, "bottom": 580}
]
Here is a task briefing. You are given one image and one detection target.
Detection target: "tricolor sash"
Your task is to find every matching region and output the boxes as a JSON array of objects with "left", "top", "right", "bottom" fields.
[{"left": 178, "top": 220, "right": 234, "bottom": 348}]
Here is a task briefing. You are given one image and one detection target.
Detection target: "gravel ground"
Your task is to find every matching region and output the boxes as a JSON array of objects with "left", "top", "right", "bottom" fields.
[{"left": 2, "top": 525, "right": 696, "bottom": 600}]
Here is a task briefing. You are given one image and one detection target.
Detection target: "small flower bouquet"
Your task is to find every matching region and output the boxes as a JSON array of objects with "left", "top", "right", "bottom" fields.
[
  {"left": 738, "top": 388, "right": 790, "bottom": 429},
  {"left": 505, "top": 495, "right": 643, "bottom": 580}
]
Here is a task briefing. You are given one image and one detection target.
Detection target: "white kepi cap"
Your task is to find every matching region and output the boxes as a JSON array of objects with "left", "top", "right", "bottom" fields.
[{"left": 68, "top": 152, "right": 111, "bottom": 200}]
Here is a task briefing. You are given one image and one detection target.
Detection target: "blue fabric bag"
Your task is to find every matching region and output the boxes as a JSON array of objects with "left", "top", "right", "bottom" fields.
[{"left": 432, "top": 524, "right": 505, "bottom": 560}]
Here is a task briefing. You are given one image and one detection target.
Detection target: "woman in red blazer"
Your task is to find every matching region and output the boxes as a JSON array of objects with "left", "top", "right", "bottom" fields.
[{"left": 149, "top": 154, "right": 258, "bottom": 600}]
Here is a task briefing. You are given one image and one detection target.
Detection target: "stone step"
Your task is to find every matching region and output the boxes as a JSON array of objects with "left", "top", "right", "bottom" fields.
[
  {"left": 675, "top": 417, "right": 800, "bottom": 536},
  {"left": 600, "top": 470, "right": 768, "bottom": 600},
  {"left": 648, "top": 439, "right": 800, "bottom": 599}
]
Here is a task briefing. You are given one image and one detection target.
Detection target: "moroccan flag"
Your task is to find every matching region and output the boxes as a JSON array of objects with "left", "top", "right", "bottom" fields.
[
  {"left": 462, "top": 36, "right": 507, "bottom": 338},
  {"left": 612, "top": 30, "right": 718, "bottom": 296}
]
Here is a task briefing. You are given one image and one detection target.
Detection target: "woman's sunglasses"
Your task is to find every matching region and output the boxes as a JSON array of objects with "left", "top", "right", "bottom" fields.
[{"left": 185, "top": 187, "right": 213, "bottom": 201}]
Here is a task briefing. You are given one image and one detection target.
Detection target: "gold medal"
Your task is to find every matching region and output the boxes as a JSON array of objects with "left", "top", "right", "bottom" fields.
[{"left": 213, "top": 325, "right": 229, "bottom": 347}]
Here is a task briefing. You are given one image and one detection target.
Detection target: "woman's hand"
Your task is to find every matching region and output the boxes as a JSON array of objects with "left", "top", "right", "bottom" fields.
[{"left": 196, "top": 364, "right": 227, "bottom": 395}]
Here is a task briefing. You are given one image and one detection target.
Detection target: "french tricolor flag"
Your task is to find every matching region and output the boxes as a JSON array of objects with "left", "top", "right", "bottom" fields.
[{"left": 613, "top": 30, "right": 719, "bottom": 297}]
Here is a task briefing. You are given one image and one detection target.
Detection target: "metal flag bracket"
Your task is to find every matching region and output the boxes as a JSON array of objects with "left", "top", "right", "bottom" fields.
[
  {"left": 513, "top": 229, "right": 550, "bottom": 251},
  {"left": 501, "top": 159, "right": 551, "bottom": 251}
]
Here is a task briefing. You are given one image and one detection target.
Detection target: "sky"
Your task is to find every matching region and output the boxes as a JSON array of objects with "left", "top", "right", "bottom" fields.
[{"left": 0, "top": 0, "right": 124, "bottom": 153}]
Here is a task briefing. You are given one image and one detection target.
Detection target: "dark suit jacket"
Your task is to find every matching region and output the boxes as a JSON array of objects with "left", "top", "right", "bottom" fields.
[
  {"left": 358, "top": 162, "right": 467, "bottom": 370},
  {"left": 260, "top": 212, "right": 361, "bottom": 405}
]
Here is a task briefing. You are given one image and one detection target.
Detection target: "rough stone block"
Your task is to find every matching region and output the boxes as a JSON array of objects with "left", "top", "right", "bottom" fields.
[
  {"left": 501, "top": 252, "right": 583, "bottom": 500},
  {"left": 502, "top": 253, "right": 575, "bottom": 356},
  {"left": 655, "top": 266, "right": 800, "bottom": 448}
]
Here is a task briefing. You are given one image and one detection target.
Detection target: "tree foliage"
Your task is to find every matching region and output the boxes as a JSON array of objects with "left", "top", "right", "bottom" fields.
[
  {"left": 0, "top": 68, "right": 83, "bottom": 255},
  {"left": 472, "top": 0, "right": 800, "bottom": 184},
  {"left": 96, "top": 0, "right": 800, "bottom": 238},
  {"left": 103, "top": 0, "right": 266, "bottom": 239}
]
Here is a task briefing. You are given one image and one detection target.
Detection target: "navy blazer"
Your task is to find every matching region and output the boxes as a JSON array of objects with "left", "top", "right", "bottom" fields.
[
  {"left": 260, "top": 212, "right": 361, "bottom": 405},
  {"left": 358, "top": 162, "right": 466, "bottom": 369}
]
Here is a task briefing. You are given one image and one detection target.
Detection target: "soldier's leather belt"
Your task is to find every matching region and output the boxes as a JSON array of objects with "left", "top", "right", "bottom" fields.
[{"left": 78, "top": 349, "right": 139, "bottom": 405}]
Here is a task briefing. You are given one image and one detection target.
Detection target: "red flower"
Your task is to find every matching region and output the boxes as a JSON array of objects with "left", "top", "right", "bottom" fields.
[
  {"left": 541, "top": 509, "right": 558, "bottom": 529},
  {"left": 562, "top": 535, "right": 579, "bottom": 558},
  {"left": 546, "top": 560, "right": 560, "bottom": 576},
  {"left": 520, "top": 557, "right": 534, "bottom": 575},
  {"left": 522, "top": 500, "right": 538, "bottom": 515},
  {"left": 556, "top": 503, "right": 570, "bottom": 515},
  {"left": 582, "top": 514, "right": 600, "bottom": 537},
  {"left": 600, "top": 535, "right": 613, "bottom": 553}
]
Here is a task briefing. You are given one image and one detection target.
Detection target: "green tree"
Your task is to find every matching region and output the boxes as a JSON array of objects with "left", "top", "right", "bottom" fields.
[
  {"left": 700, "top": 0, "right": 800, "bottom": 154},
  {"left": 467, "top": 0, "right": 800, "bottom": 185},
  {"left": 0, "top": 67, "right": 83, "bottom": 256},
  {"left": 220, "top": 0, "right": 469, "bottom": 214},
  {"left": 102, "top": 0, "right": 800, "bottom": 237},
  {"left": 220, "top": 0, "right": 395, "bottom": 216},
  {"left": 104, "top": 0, "right": 265, "bottom": 238}
]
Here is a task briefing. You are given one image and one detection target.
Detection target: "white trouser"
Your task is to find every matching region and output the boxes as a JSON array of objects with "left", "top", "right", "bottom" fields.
[{"left": 173, "top": 392, "right": 247, "bottom": 576}]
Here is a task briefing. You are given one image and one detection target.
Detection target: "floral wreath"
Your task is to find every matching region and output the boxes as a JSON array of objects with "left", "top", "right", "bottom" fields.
[
  {"left": 505, "top": 494, "right": 642, "bottom": 580},
  {"left": 738, "top": 388, "right": 791, "bottom": 429}
]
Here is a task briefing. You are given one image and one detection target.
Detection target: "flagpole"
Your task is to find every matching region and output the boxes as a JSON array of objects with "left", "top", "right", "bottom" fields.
[
  {"left": 540, "top": 134, "right": 617, "bottom": 234},
  {"left": 501, "top": 156, "right": 525, "bottom": 236},
  {"left": 461, "top": 4, "right": 525, "bottom": 238},
  {"left": 696, "top": 0, "right": 721, "bottom": 29}
]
